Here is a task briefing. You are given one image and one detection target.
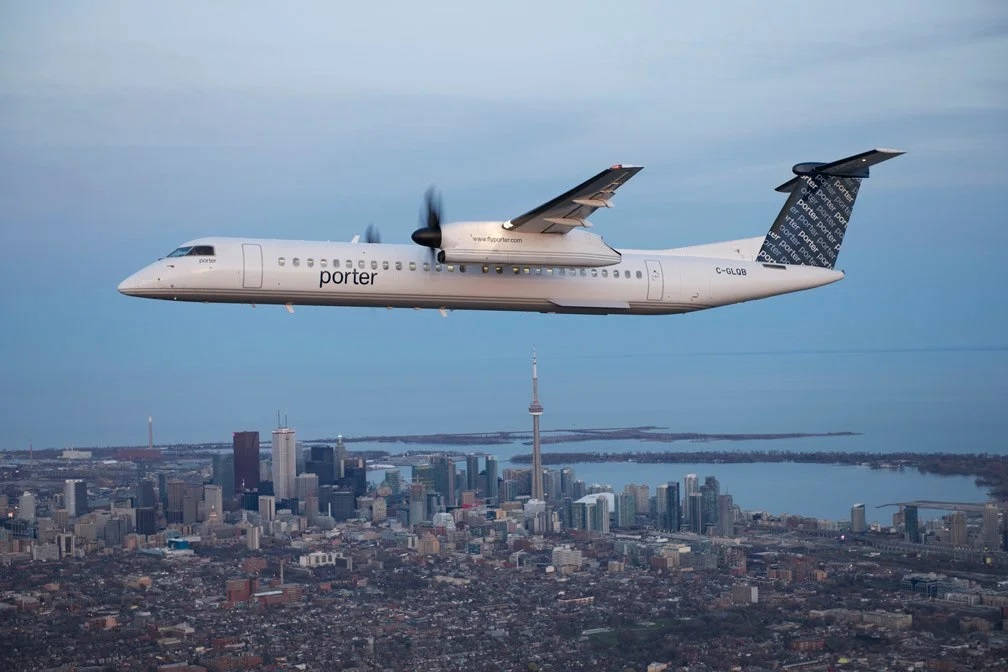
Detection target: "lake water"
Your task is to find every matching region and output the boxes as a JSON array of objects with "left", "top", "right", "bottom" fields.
[{"left": 364, "top": 435, "right": 992, "bottom": 524}]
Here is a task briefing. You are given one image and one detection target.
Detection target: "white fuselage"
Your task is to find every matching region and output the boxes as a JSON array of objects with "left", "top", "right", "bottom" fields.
[{"left": 118, "top": 234, "right": 844, "bottom": 315}]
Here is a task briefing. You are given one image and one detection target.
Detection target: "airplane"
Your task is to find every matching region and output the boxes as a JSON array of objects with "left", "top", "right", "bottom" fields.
[{"left": 118, "top": 148, "right": 902, "bottom": 316}]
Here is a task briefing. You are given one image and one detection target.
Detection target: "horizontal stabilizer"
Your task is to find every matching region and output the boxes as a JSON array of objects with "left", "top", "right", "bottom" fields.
[{"left": 775, "top": 148, "right": 904, "bottom": 193}]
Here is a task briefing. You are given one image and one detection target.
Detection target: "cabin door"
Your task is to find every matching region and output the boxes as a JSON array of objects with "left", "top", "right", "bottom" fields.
[
  {"left": 645, "top": 260, "right": 663, "bottom": 301},
  {"left": 242, "top": 244, "right": 263, "bottom": 288}
]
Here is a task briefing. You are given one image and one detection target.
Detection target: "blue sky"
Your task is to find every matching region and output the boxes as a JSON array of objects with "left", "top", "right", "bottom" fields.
[{"left": 1, "top": 3, "right": 1006, "bottom": 449}]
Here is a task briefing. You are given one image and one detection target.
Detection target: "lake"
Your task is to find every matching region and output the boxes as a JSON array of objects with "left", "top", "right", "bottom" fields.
[{"left": 365, "top": 435, "right": 992, "bottom": 524}]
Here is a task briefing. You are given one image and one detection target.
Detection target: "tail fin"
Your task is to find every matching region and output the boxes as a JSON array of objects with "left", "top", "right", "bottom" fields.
[{"left": 756, "top": 148, "right": 903, "bottom": 268}]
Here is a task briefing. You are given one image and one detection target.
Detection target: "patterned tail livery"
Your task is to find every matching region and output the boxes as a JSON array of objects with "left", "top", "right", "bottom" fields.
[{"left": 757, "top": 149, "right": 903, "bottom": 268}]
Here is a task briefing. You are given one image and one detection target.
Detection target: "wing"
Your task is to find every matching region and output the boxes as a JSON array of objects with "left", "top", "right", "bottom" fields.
[{"left": 505, "top": 164, "right": 643, "bottom": 234}]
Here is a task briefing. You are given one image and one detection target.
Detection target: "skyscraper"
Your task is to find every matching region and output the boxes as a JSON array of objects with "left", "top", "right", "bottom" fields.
[
  {"left": 485, "top": 456, "right": 499, "bottom": 501},
  {"left": 982, "top": 503, "right": 1001, "bottom": 547},
  {"left": 560, "top": 467, "right": 575, "bottom": 498},
  {"left": 688, "top": 493, "right": 703, "bottom": 534},
  {"left": 664, "top": 482, "right": 681, "bottom": 532},
  {"left": 17, "top": 492, "right": 36, "bottom": 522},
  {"left": 466, "top": 454, "right": 480, "bottom": 493},
  {"left": 165, "top": 480, "right": 185, "bottom": 524},
  {"left": 683, "top": 473, "right": 699, "bottom": 527},
  {"left": 545, "top": 469, "right": 562, "bottom": 501},
  {"left": 700, "top": 476, "right": 720, "bottom": 531},
  {"left": 233, "top": 431, "right": 260, "bottom": 494},
  {"left": 384, "top": 469, "right": 402, "bottom": 494},
  {"left": 271, "top": 427, "right": 297, "bottom": 501},
  {"left": 212, "top": 453, "right": 235, "bottom": 497},
  {"left": 594, "top": 495, "right": 610, "bottom": 534},
  {"left": 259, "top": 495, "right": 276, "bottom": 522},
  {"left": 204, "top": 484, "right": 223, "bottom": 520},
  {"left": 717, "top": 494, "right": 734, "bottom": 537},
  {"left": 341, "top": 464, "right": 368, "bottom": 498},
  {"left": 850, "top": 503, "right": 867, "bottom": 533},
  {"left": 136, "top": 507, "right": 156, "bottom": 535},
  {"left": 529, "top": 352, "right": 544, "bottom": 501},
  {"left": 432, "top": 455, "right": 456, "bottom": 507},
  {"left": 306, "top": 445, "right": 336, "bottom": 485},
  {"left": 408, "top": 483, "right": 426, "bottom": 527},
  {"left": 64, "top": 479, "right": 88, "bottom": 517},
  {"left": 614, "top": 492, "right": 636, "bottom": 528},
  {"left": 295, "top": 472, "right": 319, "bottom": 502},
  {"left": 904, "top": 504, "right": 920, "bottom": 543},
  {"left": 949, "top": 511, "right": 967, "bottom": 546}
]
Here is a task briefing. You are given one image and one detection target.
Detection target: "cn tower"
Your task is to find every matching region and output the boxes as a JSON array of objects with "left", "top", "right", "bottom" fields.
[{"left": 529, "top": 351, "right": 544, "bottom": 500}]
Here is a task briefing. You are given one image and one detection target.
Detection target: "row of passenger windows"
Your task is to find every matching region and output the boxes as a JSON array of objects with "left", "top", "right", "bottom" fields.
[{"left": 276, "top": 256, "right": 644, "bottom": 279}]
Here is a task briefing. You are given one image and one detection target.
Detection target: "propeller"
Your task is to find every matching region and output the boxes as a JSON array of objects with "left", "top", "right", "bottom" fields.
[
  {"left": 411, "top": 187, "right": 443, "bottom": 258},
  {"left": 363, "top": 223, "right": 381, "bottom": 244}
]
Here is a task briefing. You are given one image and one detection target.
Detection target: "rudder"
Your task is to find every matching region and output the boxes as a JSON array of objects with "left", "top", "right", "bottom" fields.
[{"left": 757, "top": 148, "right": 903, "bottom": 268}]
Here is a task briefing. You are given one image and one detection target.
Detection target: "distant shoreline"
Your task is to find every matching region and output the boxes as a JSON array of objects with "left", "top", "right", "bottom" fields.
[
  {"left": 4, "top": 426, "right": 861, "bottom": 452},
  {"left": 509, "top": 449, "right": 1008, "bottom": 502}
]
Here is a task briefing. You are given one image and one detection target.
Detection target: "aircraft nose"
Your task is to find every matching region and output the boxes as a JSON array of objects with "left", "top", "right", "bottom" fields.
[{"left": 118, "top": 269, "right": 148, "bottom": 296}]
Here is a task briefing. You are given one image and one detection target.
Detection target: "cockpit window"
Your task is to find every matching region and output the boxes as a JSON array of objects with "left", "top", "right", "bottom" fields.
[{"left": 167, "top": 245, "right": 215, "bottom": 257}]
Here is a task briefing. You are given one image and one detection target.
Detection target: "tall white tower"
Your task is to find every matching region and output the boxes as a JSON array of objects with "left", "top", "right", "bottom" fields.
[
  {"left": 272, "top": 427, "right": 297, "bottom": 500},
  {"left": 529, "top": 352, "right": 544, "bottom": 501}
]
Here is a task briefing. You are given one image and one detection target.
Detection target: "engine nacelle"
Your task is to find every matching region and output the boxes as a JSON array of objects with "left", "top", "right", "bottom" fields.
[{"left": 436, "top": 221, "right": 620, "bottom": 267}]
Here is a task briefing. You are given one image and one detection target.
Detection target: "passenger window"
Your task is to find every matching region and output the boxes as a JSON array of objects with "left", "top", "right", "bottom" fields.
[
  {"left": 523, "top": 267, "right": 530, "bottom": 274},
  {"left": 591, "top": 269, "right": 598, "bottom": 277},
  {"left": 382, "top": 261, "right": 389, "bottom": 270},
  {"left": 459, "top": 264, "right": 466, "bottom": 273},
  {"left": 278, "top": 257, "right": 285, "bottom": 266},
  {"left": 371, "top": 260, "right": 378, "bottom": 270},
  {"left": 580, "top": 268, "right": 587, "bottom": 276},
  {"left": 482, "top": 265, "right": 489, "bottom": 273},
  {"left": 345, "top": 260, "right": 352, "bottom": 269},
  {"left": 495, "top": 266, "right": 503, "bottom": 274},
  {"left": 409, "top": 261, "right": 417, "bottom": 271},
  {"left": 534, "top": 267, "right": 541, "bottom": 275},
  {"left": 624, "top": 270, "right": 630, "bottom": 278},
  {"left": 293, "top": 258, "right": 300, "bottom": 267},
  {"left": 512, "top": 267, "right": 519, "bottom": 274},
  {"left": 423, "top": 262, "right": 430, "bottom": 272},
  {"left": 636, "top": 270, "right": 642, "bottom": 279},
  {"left": 307, "top": 258, "right": 314, "bottom": 268},
  {"left": 601, "top": 270, "right": 608, "bottom": 277},
  {"left": 359, "top": 260, "right": 365, "bottom": 269},
  {"left": 447, "top": 264, "right": 454, "bottom": 272},
  {"left": 320, "top": 259, "right": 327, "bottom": 268},
  {"left": 395, "top": 261, "right": 402, "bottom": 270},
  {"left": 435, "top": 264, "right": 442, "bottom": 272},
  {"left": 546, "top": 268, "right": 553, "bottom": 275},
  {"left": 558, "top": 268, "right": 565, "bottom": 276}
]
